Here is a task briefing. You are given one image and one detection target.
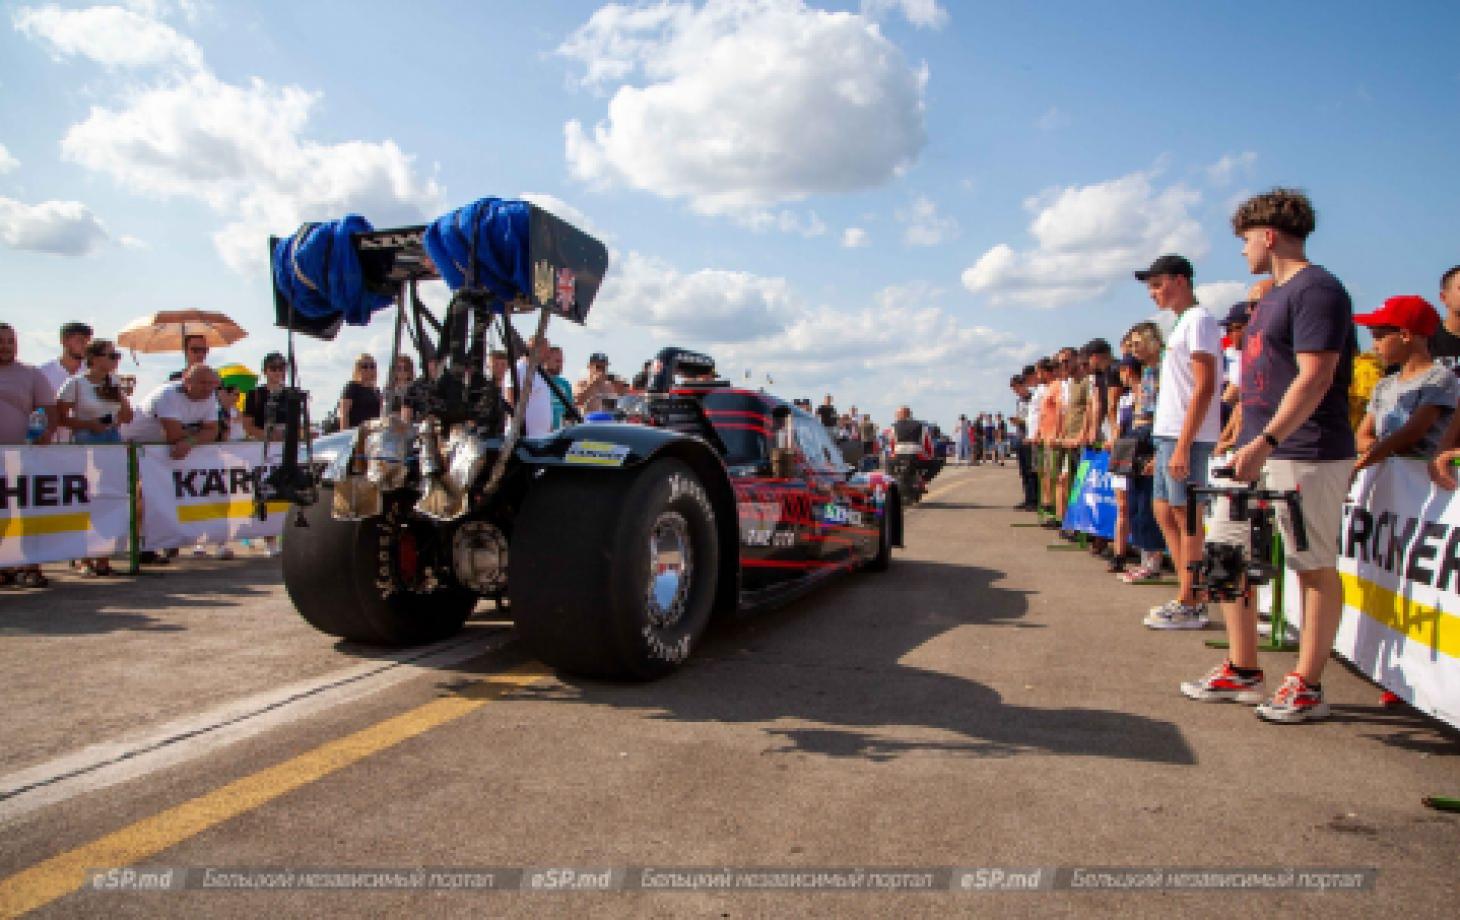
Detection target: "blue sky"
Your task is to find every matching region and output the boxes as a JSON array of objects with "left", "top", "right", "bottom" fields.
[{"left": 2, "top": 0, "right": 1457, "bottom": 426}]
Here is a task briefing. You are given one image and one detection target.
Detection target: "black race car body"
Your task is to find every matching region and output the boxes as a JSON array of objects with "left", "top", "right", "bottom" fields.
[
  {"left": 309, "top": 382, "right": 903, "bottom": 620},
  {"left": 268, "top": 202, "right": 901, "bottom": 677}
]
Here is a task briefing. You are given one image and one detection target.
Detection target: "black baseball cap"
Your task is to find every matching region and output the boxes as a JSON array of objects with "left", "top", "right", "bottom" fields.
[
  {"left": 1220, "top": 301, "right": 1253, "bottom": 329},
  {"left": 60, "top": 321, "right": 93, "bottom": 338},
  {"left": 1134, "top": 254, "right": 1194, "bottom": 281},
  {"left": 589, "top": 352, "right": 609, "bottom": 366}
]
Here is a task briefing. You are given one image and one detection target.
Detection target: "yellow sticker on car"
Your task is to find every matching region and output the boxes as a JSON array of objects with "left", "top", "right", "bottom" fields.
[{"left": 564, "top": 440, "right": 631, "bottom": 466}]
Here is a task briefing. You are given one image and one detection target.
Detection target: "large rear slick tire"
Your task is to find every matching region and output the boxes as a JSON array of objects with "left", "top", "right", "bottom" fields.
[
  {"left": 511, "top": 457, "right": 719, "bottom": 680},
  {"left": 282, "top": 489, "right": 476, "bottom": 646}
]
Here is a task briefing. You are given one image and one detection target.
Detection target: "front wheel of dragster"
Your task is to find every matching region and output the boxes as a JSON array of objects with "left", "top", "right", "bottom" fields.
[{"left": 510, "top": 457, "right": 720, "bottom": 680}]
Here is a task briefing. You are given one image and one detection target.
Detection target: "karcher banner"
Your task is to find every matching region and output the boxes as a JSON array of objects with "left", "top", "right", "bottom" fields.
[
  {"left": 0, "top": 445, "right": 131, "bottom": 566},
  {"left": 1339, "top": 459, "right": 1460, "bottom": 729},
  {"left": 137, "top": 443, "right": 290, "bottom": 550}
]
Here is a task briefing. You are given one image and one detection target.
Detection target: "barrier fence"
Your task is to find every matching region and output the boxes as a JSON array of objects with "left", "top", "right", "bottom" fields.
[
  {"left": 1060, "top": 451, "right": 1459, "bottom": 730},
  {"left": 1, "top": 443, "right": 290, "bottom": 567}
]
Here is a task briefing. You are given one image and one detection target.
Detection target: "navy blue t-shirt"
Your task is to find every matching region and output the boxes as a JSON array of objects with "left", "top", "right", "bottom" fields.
[{"left": 1238, "top": 265, "right": 1356, "bottom": 461}]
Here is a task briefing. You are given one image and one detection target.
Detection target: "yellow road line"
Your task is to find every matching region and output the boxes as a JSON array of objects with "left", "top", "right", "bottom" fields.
[
  {"left": 175, "top": 500, "right": 290, "bottom": 523},
  {"left": 0, "top": 513, "right": 91, "bottom": 538},
  {"left": 0, "top": 663, "right": 548, "bottom": 919}
]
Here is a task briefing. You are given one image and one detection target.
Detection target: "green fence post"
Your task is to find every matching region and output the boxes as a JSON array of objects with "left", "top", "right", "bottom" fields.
[{"left": 1262, "top": 527, "right": 1299, "bottom": 652}]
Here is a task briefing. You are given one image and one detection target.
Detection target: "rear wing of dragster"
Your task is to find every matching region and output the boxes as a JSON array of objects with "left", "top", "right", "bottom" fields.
[
  {"left": 270, "top": 203, "right": 610, "bottom": 338},
  {"left": 257, "top": 201, "right": 610, "bottom": 516}
]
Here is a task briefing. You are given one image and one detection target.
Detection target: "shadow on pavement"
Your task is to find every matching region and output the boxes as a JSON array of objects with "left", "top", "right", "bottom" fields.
[
  {"left": 449, "top": 558, "right": 1197, "bottom": 767},
  {"left": 0, "top": 558, "right": 284, "bottom": 637}
]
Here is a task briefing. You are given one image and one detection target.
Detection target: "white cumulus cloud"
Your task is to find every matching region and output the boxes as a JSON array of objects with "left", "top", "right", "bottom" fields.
[
  {"left": 842, "top": 226, "right": 869, "bottom": 248},
  {"left": 861, "top": 0, "right": 949, "bottom": 29},
  {"left": 1195, "top": 280, "right": 1250, "bottom": 313},
  {"left": 13, "top": 3, "right": 203, "bottom": 71},
  {"left": 897, "top": 194, "right": 957, "bottom": 246},
  {"left": 1207, "top": 151, "right": 1257, "bottom": 185},
  {"left": 18, "top": 5, "right": 442, "bottom": 273},
  {"left": 715, "top": 282, "right": 1033, "bottom": 408},
  {"left": 0, "top": 196, "right": 110, "bottom": 255},
  {"left": 961, "top": 169, "right": 1206, "bottom": 309},
  {"left": 560, "top": 0, "right": 928, "bottom": 218},
  {"left": 0, "top": 143, "right": 18, "bottom": 174},
  {"left": 591, "top": 249, "right": 797, "bottom": 343}
]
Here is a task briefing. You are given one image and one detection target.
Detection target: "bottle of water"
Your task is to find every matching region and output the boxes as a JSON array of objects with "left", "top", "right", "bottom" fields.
[{"left": 26, "top": 408, "right": 46, "bottom": 444}]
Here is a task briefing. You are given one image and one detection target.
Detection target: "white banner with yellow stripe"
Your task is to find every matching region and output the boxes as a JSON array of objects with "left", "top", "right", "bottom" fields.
[
  {"left": 137, "top": 443, "right": 289, "bottom": 549},
  {"left": 0, "top": 445, "right": 132, "bottom": 565},
  {"left": 1338, "top": 458, "right": 1460, "bottom": 729}
]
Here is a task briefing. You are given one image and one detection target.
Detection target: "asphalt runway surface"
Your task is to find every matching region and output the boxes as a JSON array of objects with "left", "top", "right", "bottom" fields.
[{"left": 1, "top": 465, "right": 1456, "bottom": 918}]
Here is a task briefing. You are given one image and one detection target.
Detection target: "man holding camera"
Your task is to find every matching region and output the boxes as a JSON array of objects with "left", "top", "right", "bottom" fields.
[{"left": 1181, "top": 189, "right": 1355, "bottom": 724}]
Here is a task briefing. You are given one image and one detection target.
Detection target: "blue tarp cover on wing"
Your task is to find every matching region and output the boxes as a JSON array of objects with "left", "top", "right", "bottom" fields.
[
  {"left": 423, "top": 198, "right": 533, "bottom": 298},
  {"left": 272, "top": 215, "right": 393, "bottom": 327}
]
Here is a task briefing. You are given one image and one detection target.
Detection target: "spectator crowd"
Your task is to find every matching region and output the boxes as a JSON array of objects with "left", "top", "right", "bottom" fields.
[{"left": 1000, "top": 186, "right": 1460, "bottom": 724}]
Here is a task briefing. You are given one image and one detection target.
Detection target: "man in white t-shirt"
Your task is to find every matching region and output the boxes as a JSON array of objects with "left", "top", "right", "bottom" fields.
[
  {"left": 124, "top": 366, "right": 221, "bottom": 459},
  {"left": 504, "top": 336, "right": 553, "bottom": 438},
  {"left": 1136, "top": 255, "right": 1224, "bottom": 629},
  {"left": 39, "top": 321, "right": 92, "bottom": 444}
]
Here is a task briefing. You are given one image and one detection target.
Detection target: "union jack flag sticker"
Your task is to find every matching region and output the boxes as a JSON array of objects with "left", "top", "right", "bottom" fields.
[{"left": 556, "top": 268, "right": 577, "bottom": 310}]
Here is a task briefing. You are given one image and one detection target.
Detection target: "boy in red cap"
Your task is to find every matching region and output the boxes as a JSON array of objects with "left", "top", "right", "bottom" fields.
[{"left": 1354, "top": 295, "right": 1460, "bottom": 474}]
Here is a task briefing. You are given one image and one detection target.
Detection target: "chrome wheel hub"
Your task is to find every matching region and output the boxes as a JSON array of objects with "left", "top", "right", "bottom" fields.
[{"left": 646, "top": 511, "right": 692, "bottom": 628}]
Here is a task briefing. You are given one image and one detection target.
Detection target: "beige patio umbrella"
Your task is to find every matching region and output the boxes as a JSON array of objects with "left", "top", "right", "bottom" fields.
[{"left": 116, "top": 309, "right": 249, "bottom": 354}]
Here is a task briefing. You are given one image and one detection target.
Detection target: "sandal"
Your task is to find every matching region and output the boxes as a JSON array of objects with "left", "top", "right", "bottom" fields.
[
  {"left": 18, "top": 569, "right": 49, "bottom": 588},
  {"left": 1119, "top": 565, "right": 1161, "bottom": 584}
]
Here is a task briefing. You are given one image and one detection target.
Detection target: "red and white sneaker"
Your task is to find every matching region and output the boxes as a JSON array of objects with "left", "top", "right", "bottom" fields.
[
  {"left": 1180, "top": 660, "right": 1265, "bottom": 703},
  {"left": 1255, "top": 673, "right": 1331, "bottom": 723}
]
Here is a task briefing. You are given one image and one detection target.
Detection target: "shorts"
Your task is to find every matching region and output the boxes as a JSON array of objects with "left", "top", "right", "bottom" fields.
[
  {"left": 1151, "top": 437, "right": 1215, "bottom": 506},
  {"left": 1207, "top": 458, "right": 1350, "bottom": 572},
  {"left": 1052, "top": 446, "right": 1080, "bottom": 480},
  {"left": 1037, "top": 443, "right": 1056, "bottom": 479}
]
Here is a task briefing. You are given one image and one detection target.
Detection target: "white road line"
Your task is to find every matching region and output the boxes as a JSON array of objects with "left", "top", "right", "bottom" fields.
[{"left": 0, "top": 628, "right": 512, "bottom": 825}]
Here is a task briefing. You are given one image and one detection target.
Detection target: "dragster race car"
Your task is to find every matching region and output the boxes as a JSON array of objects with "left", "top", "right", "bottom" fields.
[{"left": 259, "top": 198, "right": 904, "bottom": 680}]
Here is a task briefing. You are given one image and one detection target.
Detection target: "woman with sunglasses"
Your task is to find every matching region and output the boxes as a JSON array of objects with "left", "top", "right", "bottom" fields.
[
  {"left": 54, "top": 339, "right": 134, "bottom": 576},
  {"left": 55, "top": 339, "right": 133, "bottom": 445},
  {"left": 338, "top": 354, "right": 381, "bottom": 429}
]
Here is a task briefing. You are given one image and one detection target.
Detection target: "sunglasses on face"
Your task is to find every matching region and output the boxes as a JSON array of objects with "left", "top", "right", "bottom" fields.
[
  {"left": 1369, "top": 326, "right": 1401, "bottom": 339},
  {"left": 188, "top": 347, "right": 208, "bottom": 354},
  {"left": 98, "top": 352, "right": 121, "bottom": 360},
  {"left": 265, "top": 364, "right": 285, "bottom": 371},
  {"left": 358, "top": 362, "right": 376, "bottom": 369}
]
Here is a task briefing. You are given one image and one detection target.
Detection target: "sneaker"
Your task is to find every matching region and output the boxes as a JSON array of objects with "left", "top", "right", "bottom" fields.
[
  {"left": 1148, "top": 598, "right": 1183, "bottom": 617},
  {"left": 1181, "top": 660, "right": 1266, "bottom": 702},
  {"left": 1255, "top": 673, "right": 1331, "bottom": 723},
  {"left": 1144, "top": 602, "right": 1209, "bottom": 630}
]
